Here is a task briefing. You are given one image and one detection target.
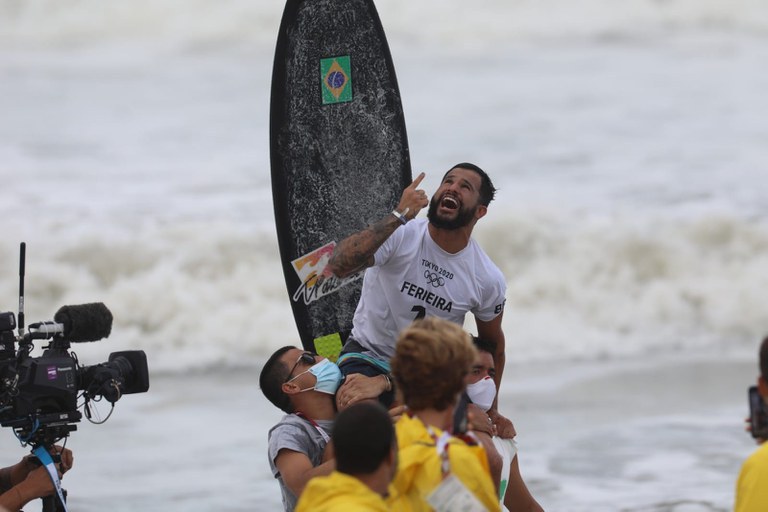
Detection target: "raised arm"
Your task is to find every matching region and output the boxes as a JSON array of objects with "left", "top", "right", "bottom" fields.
[{"left": 327, "top": 172, "right": 429, "bottom": 278}]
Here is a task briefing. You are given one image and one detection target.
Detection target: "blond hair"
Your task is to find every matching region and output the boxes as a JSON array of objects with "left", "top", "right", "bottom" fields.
[{"left": 391, "top": 317, "right": 477, "bottom": 411}]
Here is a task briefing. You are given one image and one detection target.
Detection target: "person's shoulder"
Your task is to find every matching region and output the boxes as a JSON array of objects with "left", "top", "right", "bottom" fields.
[
  {"left": 469, "top": 238, "right": 502, "bottom": 266},
  {"left": 268, "top": 414, "right": 310, "bottom": 437},
  {"left": 467, "top": 239, "right": 505, "bottom": 285},
  {"left": 745, "top": 441, "right": 768, "bottom": 467}
]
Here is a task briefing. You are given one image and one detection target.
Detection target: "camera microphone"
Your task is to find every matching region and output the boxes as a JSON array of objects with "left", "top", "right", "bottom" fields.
[
  {"left": 28, "top": 303, "right": 113, "bottom": 342},
  {"left": 53, "top": 303, "right": 113, "bottom": 342}
]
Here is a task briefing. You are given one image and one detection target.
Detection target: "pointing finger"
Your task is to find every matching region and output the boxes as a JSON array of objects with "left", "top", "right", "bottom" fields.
[{"left": 408, "top": 172, "right": 426, "bottom": 189}]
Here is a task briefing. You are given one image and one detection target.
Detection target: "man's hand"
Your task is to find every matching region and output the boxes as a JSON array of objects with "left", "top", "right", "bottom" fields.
[
  {"left": 21, "top": 466, "right": 57, "bottom": 499},
  {"left": 335, "top": 374, "right": 388, "bottom": 410},
  {"left": 9, "top": 445, "right": 72, "bottom": 487},
  {"left": 396, "top": 172, "right": 430, "bottom": 221},
  {"left": 50, "top": 446, "right": 73, "bottom": 476},
  {"left": 388, "top": 405, "right": 406, "bottom": 424},
  {"left": 467, "top": 404, "right": 494, "bottom": 436},
  {"left": 745, "top": 416, "right": 767, "bottom": 445},
  {"left": 488, "top": 409, "right": 516, "bottom": 439}
]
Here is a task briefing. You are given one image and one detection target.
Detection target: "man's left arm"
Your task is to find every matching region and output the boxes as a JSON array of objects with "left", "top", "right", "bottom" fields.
[{"left": 476, "top": 312, "right": 515, "bottom": 439}]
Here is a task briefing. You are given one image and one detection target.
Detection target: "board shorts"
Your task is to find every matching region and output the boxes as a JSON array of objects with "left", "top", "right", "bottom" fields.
[{"left": 337, "top": 337, "right": 396, "bottom": 408}]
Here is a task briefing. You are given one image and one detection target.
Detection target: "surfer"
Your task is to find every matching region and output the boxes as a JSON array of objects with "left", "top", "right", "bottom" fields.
[{"left": 327, "top": 162, "right": 514, "bottom": 438}]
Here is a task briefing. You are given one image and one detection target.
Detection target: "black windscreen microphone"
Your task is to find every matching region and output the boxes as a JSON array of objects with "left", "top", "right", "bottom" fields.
[{"left": 52, "top": 302, "right": 113, "bottom": 342}]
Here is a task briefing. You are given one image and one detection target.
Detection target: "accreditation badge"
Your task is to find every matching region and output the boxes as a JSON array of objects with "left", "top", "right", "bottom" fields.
[{"left": 426, "top": 474, "right": 488, "bottom": 512}]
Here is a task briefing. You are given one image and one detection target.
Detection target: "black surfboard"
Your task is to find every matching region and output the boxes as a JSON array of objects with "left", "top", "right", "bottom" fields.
[{"left": 270, "top": 0, "right": 411, "bottom": 359}]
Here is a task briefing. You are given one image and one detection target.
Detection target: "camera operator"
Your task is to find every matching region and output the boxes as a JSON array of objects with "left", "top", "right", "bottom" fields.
[{"left": 0, "top": 446, "right": 72, "bottom": 512}]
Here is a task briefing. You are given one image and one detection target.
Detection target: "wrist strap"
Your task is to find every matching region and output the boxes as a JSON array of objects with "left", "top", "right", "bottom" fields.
[
  {"left": 391, "top": 207, "right": 409, "bottom": 225},
  {"left": 33, "top": 446, "right": 68, "bottom": 512}
]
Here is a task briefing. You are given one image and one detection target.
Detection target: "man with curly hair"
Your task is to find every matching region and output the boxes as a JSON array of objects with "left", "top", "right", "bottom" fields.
[{"left": 387, "top": 317, "right": 500, "bottom": 511}]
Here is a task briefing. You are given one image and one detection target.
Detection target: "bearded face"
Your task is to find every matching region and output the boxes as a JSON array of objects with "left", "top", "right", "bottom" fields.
[{"left": 427, "top": 191, "right": 478, "bottom": 230}]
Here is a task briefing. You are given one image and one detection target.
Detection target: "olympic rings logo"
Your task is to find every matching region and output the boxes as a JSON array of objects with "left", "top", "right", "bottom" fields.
[{"left": 424, "top": 270, "right": 445, "bottom": 287}]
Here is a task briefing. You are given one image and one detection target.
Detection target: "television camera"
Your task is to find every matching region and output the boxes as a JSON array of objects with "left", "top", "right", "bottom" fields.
[{"left": 0, "top": 242, "right": 149, "bottom": 510}]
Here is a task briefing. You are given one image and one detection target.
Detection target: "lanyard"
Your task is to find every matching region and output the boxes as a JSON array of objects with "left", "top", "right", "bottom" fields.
[
  {"left": 426, "top": 425, "right": 453, "bottom": 478},
  {"left": 295, "top": 412, "right": 330, "bottom": 443},
  {"left": 32, "top": 446, "right": 68, "bottom": 512}
]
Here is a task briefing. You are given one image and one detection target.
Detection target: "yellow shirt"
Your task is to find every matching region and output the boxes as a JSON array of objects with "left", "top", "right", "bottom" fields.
[
  {"left": 387, "top": 414, "right": 500, "bottom": 512},
  {"left": 735, "top": 441, "right": 768, "bottom": 512},
  {"left": 296, "top": 470, "right": 389, "bottom": 512}
]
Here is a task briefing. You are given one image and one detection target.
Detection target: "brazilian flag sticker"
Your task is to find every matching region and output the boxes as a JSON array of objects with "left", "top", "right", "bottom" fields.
[{"left": 320, "top": 56, "right": 352, "bottom": 105}]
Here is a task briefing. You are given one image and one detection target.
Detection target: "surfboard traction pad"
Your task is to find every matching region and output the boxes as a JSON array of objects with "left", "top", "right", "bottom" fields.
[{"left": 271, "top": 0, "right": 412, "bottom": 356}]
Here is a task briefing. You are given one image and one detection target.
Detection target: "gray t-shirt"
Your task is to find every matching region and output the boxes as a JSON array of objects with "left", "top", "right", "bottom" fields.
[{"left": 267, "top": 413, "right": 333, "bottom": 512}]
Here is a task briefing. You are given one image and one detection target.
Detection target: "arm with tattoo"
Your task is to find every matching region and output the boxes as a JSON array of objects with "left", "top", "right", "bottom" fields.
[
  {"left": 327, "top": 172, "right": 430, "bottom": 279},
  {"left": 327, "top": 215, "right": 402, "bottom": 278}
]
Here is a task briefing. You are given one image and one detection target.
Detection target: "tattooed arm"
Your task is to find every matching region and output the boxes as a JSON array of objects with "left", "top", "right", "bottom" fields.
[{"left": 328, "top": 172, "right": 430, "bottom": 278}]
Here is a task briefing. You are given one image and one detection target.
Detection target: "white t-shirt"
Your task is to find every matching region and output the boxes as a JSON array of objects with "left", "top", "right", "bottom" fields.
[{"left": 350, "top": 218, "right": 506, "bottom": 360}]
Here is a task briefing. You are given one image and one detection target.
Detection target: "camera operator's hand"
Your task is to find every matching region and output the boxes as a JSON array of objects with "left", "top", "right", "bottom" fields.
[
  {"left": 4, "top": 445, "right": 72, "bottom": 488},
  {"left": 0, "top": 445, "right": 73, "bottom": 512},
  {"left": 4, "top": 456, "right": 37, "bottom": 489},
  {"left": 50, "top": 445, "right": 73, "bottom": 475},
  {"left": 0, "top": 466, "right": 57, "bottom": 512}
]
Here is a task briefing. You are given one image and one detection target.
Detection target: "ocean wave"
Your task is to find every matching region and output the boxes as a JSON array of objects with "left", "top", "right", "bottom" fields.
[
  {"left": 477, "top": 210, "right": 768, "bottom": 361},
  {"left": 1, "top": 210, "right": 766, "bottom": 372},
  {"left": 2, "top": 0, "right": 767, "bottom": 50}
]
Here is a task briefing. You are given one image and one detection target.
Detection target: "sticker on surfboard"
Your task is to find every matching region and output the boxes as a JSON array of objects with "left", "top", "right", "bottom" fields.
[
  {"left": 291, "top": 241, "right": 362, "bottom": 305},
  {"left": 320, "top": 56, "right": 352, "bottom": 104}
]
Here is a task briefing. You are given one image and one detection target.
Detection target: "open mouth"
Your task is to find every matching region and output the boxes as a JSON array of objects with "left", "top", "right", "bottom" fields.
[{"left": 440, "top": 195, "right": 460, "bottom": 210}]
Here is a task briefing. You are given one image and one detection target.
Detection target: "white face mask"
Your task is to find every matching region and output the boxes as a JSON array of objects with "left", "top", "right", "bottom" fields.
[{"left": 466, "top": 376, "right": 496, "bottom": 412}]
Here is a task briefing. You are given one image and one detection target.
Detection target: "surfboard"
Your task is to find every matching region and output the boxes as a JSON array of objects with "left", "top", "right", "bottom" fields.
[{"left": 270, "top": 0, "right": 412, "bottom": 359}]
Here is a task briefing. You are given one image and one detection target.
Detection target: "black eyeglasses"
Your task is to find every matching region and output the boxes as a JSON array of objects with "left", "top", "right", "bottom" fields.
[{"left": 285, "top": 352, "right": 316, "bottom": 382}]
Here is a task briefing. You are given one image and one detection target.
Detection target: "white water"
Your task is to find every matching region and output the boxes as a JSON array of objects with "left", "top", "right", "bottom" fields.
[{"left": 1, "top": 1, "right": 767, "bottom": 510}]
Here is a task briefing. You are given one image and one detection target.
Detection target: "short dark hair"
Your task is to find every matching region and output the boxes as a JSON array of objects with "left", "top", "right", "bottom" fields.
[
  {"left": 259, "top": 345, "right": 296, "bottom": 413},
  {"left": 334, "top": 402, "right": 395, "bottom": 475},
  {"left": 445, "top": 162, "right": 497, "bottom": 206},
  {"left": 472, "top": 335, "right": 497, "bottom": 356},
  {"left": 760, "top": 336, "right": 768, "bottom": 381}
]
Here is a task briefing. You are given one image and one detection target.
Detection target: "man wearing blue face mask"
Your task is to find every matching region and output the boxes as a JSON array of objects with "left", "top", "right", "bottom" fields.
[{"left": 260, "top": 346, "right": 344, "bottom": 512}]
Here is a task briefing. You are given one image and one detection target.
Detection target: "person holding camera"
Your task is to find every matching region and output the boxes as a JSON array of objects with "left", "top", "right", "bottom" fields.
[
  {"left": 734, "top": 335, "right": 768, "bottom": 512},
  {"left": 0, "top": 445, "right": 73, "bottom": 512}
]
